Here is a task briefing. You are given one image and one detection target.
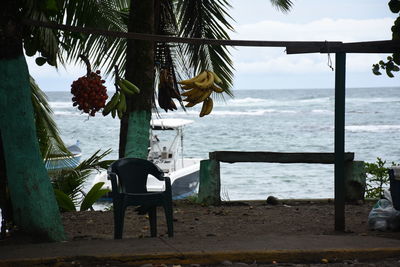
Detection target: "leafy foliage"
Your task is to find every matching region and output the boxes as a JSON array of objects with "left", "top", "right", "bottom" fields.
[
  {"left": 57, "top": 0, "right": 129, "bottom": 76},
  {"left": 365, "top": 157, "right": 398, "bottom": 199},
  {"left": 54, "top": 188, "right": 76, "bottom": 211},
  {"left": 80, "top": 182, "right": 110, "bottom": 211},
  {"left": 51, "top": 149, "right": 113, "bottom": 211},
  {"left": 21, "top": 0, "right": 129, "bottom": 74},
  {"left": 372, "top": 1, "right": 400, "bottom": 77},
  {"left": 270, "top": 0, "right": 294, "bottom": 13},
  {"left": 372, "top": 56, "right": 400, "bottom": 77},
  {"left": 30, "top": 75, "right": 70, "bottom": 158}
]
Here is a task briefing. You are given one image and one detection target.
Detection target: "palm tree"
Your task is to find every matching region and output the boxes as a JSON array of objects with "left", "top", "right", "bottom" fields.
[
  {"left": 0, "top": 0, "right": 293, "bottom": 241},
  {"left": 0, "top": 0, "right": 131, "bottom": 241},
  {"left": 0, "top": 0, "right": 67, "bottom": 241}
]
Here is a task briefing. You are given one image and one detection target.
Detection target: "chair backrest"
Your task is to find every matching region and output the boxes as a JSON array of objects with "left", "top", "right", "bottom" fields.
[{"left": 109, "top": 158, "right": 164, "bottom": 193}]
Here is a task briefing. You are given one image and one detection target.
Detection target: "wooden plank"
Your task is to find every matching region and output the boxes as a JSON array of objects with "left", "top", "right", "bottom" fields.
[{"left": 209, "top": 151, "right": 354, "bottom": 164}]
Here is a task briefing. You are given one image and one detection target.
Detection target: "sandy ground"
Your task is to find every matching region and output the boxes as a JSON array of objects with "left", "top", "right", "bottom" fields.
[
  {"left": 59, "top": 199, "right": 400, "bottom": 241},
  {"left": 2, "top": 199, "right": 400, "bottom": 266}
]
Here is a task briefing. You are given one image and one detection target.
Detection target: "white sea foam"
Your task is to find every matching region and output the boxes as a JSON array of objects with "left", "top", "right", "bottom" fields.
[
  {"left": 227, "top": 97, "right": 331, "bottom": 108},
  {"left": 226, "top": 97, "right": 270, "bottom": 107},
  {"left": 211, "top": 110, "right": 271, "bottom": 116},
  {"left": 346, "top": 97, "right": 400, "bottom": 104},
  {"left": 346, "top": 125, "right": 400, "bottom": 132},
  {"left": 298, "top": 97, "right": 331, "bottom": 104},
  {"left": 161, "top": 108, "right": 297, "bottom": 116},
  {"left": 49, "top": 101, "right": 72, "bottom": 109},
  {"left": 312, "top": 109, "right": 333, "bottom": 114}
]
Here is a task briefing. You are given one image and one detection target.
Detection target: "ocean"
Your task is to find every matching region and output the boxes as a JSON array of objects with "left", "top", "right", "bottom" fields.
[{"left": 45, "top": 87, "right": 400, "bottom": 201}]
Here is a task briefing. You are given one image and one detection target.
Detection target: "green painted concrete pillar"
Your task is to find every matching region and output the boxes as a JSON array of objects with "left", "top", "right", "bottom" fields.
[
  {"left": 198, "top": 159, "right": 221, "bottom": 205},
  {"left": 334, "top": 52, "right": 346, "bottom": 231},
  {"left": 0, "top": 56, "right": 65, "bottom": 241},
  {"left": 345, "top": 161, "right": 366, "bottom": 202}
]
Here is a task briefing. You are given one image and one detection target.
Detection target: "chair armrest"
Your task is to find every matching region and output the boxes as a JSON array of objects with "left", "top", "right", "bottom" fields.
[
  {"left": 164, "top": 176, "right": 172, "bottom": 193},
  {"left": 108, "top": 172, "right": 119, "bottom": 193}
]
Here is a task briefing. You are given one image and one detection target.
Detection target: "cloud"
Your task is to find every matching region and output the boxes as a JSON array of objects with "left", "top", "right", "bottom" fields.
[
  {"left": 232, "top": 17, "right": 394, "bottom": 41},
  {"left": 230, "top": 18, "right": 395, "bottom": 74}
]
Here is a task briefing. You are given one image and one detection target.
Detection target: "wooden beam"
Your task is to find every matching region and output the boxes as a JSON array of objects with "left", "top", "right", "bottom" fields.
[
  {"left": 24, "top": 19, "right": 400, "bottom": 54},
  {"left": 209, "top": 151, "right": 354, "bottom": 164},
  {"left": 22, "top": 19, "right": 342, "bottom": 48},
  {"left": 287, "top": 40, "right": 400, "bottom": 54}
]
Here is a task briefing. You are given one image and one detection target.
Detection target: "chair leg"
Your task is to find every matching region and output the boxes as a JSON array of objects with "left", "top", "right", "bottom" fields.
[
  {"left": 114, "top": 204, "right": 126, "bottom": 239},
  {"left": 148, "top": 206, "right": 157, "bottom": 237},
  {"left": 163, "top": 202, "right": 174, "bottom": 237}
]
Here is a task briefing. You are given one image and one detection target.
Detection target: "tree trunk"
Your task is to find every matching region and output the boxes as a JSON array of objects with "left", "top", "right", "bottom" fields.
[
  {"left": 119, "top": 0, "right": 155, "bottom": 159},
  {"left": 0, "top": 1, "right": 65, "bottom": 241}
]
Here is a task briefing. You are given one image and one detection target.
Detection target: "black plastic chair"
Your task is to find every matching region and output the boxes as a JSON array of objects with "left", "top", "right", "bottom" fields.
[{"left": 108, "top": 158, "right": 173, "bottom": 239}]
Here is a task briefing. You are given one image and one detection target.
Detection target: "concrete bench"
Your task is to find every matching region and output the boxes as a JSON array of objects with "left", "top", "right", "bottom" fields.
[{"left": 198, "top": 151, "right": 366, "bottom": 205}]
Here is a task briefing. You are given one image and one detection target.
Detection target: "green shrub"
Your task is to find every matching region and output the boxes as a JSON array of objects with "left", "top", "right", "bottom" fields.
[{"left": 365, "top": 157, "right": 398, "bottom": 199}]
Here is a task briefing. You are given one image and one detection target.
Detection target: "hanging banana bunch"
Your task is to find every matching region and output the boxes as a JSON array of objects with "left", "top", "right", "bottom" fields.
[
  {"left": 178, "top": 70, "right": 225, "bottom": 117},
  {"left": 102, "top": 66, "right": 140, "bottom": 119}
]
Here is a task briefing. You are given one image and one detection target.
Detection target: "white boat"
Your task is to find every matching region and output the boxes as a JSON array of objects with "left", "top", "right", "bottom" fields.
[{"left": 93, "top": 118, "right": 202, "bottom": 200}]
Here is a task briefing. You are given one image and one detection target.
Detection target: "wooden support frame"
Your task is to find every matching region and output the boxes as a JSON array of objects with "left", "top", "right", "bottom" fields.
[
  {"left": 25, "top": 18, "right": 399, "bottom": 232},
  {"left": 198, "top": 151, "right": 358, "bottom": 205}
]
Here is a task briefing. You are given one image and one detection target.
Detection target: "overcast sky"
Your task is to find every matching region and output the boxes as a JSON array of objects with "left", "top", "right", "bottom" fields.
[{"left": 27, "top": 0, "right": 399, "bottom": 91}]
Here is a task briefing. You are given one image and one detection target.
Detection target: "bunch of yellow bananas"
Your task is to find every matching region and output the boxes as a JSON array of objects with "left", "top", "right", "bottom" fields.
[
  {"left": 102, "top": 79, "right": 140, "bottom": 119},
  {"left": 178, "top": 70, "right": 224, "bottom": 117}
]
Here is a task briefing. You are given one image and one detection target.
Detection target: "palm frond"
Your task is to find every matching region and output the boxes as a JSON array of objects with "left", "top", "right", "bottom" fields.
[
  {"left": 30, "top": 76, "right": 69, "bottom": 158},
  {"left": 57, "top": 0, "right": 129, "bottom": 77},
  {"left": 176, "top": 0, "right": 235, "bottom": 96},
  {"left": 270, "top": 0, "right": 294, "bottom": 13},
  {"left": 21, "top": 0, "right": 60, "bottom": 66},
  {"left": 51, "top": 149, "right": 112, "bottom": 206}
]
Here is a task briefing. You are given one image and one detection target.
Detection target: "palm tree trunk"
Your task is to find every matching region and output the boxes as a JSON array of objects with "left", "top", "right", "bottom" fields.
[
  {"left": 119, "top": 0, "right": 155, "bottom": 159},
  {"left": 0, "top": 1, "right": 64, "bottom": 241}
]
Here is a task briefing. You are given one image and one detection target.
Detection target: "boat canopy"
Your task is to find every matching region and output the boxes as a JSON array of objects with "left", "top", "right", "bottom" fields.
[{"left": 151, "top": 118, "right": 193, "bottom": 130}]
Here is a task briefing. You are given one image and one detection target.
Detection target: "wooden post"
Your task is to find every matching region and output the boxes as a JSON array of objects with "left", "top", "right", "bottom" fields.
[
  {"left": 198, "top": 159, "right": 221, "bottom": 205},
  {"left": 334, "top": 52, "right": 346, "bottom": 231}
]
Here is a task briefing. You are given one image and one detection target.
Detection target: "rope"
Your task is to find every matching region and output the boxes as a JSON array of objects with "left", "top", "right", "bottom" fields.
[{"left": 325, "top": 41, "right": 334, "bottom": 71}]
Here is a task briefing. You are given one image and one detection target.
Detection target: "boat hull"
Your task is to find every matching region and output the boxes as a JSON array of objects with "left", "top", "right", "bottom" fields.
[{"left": 171, "top": 169, "right": 199, "bottom": 199}]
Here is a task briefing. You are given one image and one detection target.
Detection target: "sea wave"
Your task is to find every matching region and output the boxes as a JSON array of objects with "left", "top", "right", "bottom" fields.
[
  {"left": 311, "top": 109, "right": 333, "bottom": 114},
  {"left": 346, "top": 97, "right": 400, "bottom": 104},
  {"left": 49, "top": 101, "right": 72, "bottom": 109},
  {"left": 54, "top": 111, "right": 83, "bottom": 116},
  {"left": 227, "top": 97, "right": 268, "bottom": 106},
  {"left": 346, "top": 125, "right": 400, "bottom": 133},
  {"left": 297, "top": 97, "right": 331, "bottom": 104},
  {"left": 227, "top": 96, "right": 331, "bottom": 107},
  {"left": 161, "top": 108, "right": 297, "bottom": 116}
]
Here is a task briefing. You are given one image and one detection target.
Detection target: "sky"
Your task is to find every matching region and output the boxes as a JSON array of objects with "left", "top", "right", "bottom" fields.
[{"left": 27, "top": 0, "right": 399, "bottom": 91}]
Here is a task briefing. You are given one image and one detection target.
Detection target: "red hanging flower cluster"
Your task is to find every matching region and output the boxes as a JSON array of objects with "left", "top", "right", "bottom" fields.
[{"left": 70, "top": 55, "right": 108, "bottom": 116}]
